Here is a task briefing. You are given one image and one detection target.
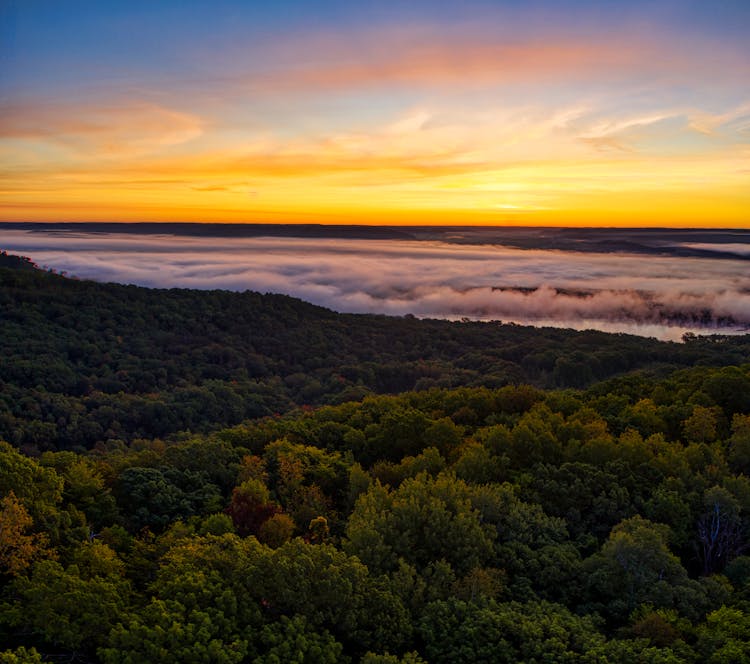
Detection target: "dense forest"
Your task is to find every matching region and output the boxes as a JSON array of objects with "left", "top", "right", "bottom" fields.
[
  {"left": 1, "top": 252, "right": 750, "bottom": 662},
  {"left": 2, "top": 252, "right": 749, "bottom": 453}
]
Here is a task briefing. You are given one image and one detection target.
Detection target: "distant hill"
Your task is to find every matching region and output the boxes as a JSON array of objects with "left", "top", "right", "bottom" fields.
[
  {"left": 1, "top": 252, "right": 749, "bottom": 452},
  {"left": 0, "top": 221, "right": 417, "bottom": 240},
  {"left": 3, "top": 222, "right": 749, "bottom": 259}
]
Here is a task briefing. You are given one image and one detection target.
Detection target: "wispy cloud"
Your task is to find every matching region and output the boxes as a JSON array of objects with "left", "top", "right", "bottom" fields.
[
  {"left": 255, "top": 40, "right": 630, "bottom": 92},
  {"left": 0, "top": 101, "right": 203, "bottom": 156},
  {"left": 213, "top": 24, "right": 750, "bottom": 97},
  {"left": 688, "top": 101, "right": 750, "bottom": 136}
]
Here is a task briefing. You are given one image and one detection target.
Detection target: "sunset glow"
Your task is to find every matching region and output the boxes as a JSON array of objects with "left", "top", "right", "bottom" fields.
[{"left": 1, "top": 1, "right": 748, "bottom": 226}]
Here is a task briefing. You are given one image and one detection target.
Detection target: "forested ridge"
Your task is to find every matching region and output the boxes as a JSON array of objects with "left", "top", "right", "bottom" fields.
[
  {"left": 1, "top": 253, "right": 750, "bottom": 662},
  {"left": 2, "top": 253, "right": 749, "bottom": 453}
]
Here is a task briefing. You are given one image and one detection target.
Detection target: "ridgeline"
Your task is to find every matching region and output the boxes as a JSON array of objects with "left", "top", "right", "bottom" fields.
[{"left": 1, "top": 252, "right": 749, "bottom": 452}]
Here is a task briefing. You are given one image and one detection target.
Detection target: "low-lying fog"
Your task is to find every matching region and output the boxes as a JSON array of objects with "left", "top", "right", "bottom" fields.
[{"left": 3, "top": 228, "right": 749, "bottom": 341}]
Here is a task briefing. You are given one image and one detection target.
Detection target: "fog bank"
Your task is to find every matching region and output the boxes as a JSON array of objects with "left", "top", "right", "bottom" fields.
[{"left": 3, "top": 229, "right": 749, "bottom": 341}]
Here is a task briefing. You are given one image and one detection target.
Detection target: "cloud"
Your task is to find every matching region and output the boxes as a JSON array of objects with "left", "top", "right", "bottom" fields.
[
  {"left": 262, "top": 40, "right": 625, "bottom": 92},
  {"left": 688, "top": 101, "right": 750, "bottom": 135},
  {"left": 0, "top": 101, "right": 203, "bottom": 156},
  {"left": 2, "top": 230, "right": 749, "bottom": 341},
  {"left": 578, "top": 136, "right": 630, "bottom": 152},
  {"left": 222, "top": 22, "right": 749, "bottom": 98}
]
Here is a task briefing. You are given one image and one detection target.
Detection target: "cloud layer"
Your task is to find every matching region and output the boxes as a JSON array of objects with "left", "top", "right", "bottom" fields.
[{"left": 3, "top": 230, "right": 749, "bottom": 341}]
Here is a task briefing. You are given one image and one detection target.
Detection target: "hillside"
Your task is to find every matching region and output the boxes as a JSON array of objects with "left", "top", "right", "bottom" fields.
[{"left": 2, "top": 255, "right": 749, "bottom": 452}]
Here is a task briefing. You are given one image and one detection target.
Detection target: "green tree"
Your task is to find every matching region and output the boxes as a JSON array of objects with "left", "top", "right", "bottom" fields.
[
  {"left": 2, "top": 543, "right": 130, "bottom": 653},
  {"left": 40, "top": 451, "right": 118, "bottom": 528},
  {"left": 468, "top": 482, "right": 575, "bottom": 600},
  {"left": 695, "top": 606, "right": 750, "bottom": 664},
  {"left": 253, "top": 615, "right": 345, "bottom": 664},
  {"left": 102, "top": 598, "right": 250, "bottom": 664},
  {"left": 101, "top": 534, "right": 266, "bottom": 664},
  {"left": 418, "top": 598, "right": 604, "bottom": 663},
  {"left": 452, "top": 442, "right": 504, "bottom": 485},
  {"left": 362, "top": 407, "right": 431, "bottom": 463},
  {"left": 506, "top": 404, "right": 564, "bottom": 468},
  {"left": 0, "top": 647, "right": 43, "bottom": 663},
  {"left": 258, "top": 513, "right": 295, "bottom": 548},
  {"left": 258, "top": 539, "right": 411, "bottom": 654},
  {"left": 583, "top": 516, "right": 704, "bottom": 624},
  {"left": 592, "top": 638, "right": 693, "bottom": 663},
  {"left": 0, "top": 441, "right": 64, "bottom": 533},
  {"left": 643, "top": 482, "right": 693, "bottom": 548},
  {"left": 728, "top": 413, "right": 750, "bottom": 475},
  {"left": 114, "top": 466, "right": 222, "bottom": 532},
  {"left": 527, "top": 462, "right": 632, "bottom": 544},
  {"left": 683, "top": 406, "right": 718, "bottom": 444},
  {"left": 345, "top": 473, "right": 494, "bottom": 576}
]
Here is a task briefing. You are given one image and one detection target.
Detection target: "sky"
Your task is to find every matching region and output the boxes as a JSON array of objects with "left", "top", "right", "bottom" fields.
[
  {"left": 3, "top": 228, "right": 749, "bottom": 340},
  {"left": 1, "top": 1, "right": 749, "bottom": 226}
]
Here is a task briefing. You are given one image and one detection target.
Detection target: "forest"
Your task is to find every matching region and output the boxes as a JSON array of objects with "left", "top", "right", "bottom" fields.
[
  {"left": 2, "top": 252, "right": 749, "bottom": 454},
  {"left": 1, "top": 252, "right": 749, "bottom": 662}
]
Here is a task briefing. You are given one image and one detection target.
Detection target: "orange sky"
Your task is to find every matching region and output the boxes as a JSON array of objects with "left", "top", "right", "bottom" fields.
[{"left": 1, "top": 2, "right": 749, "bottom": 227}]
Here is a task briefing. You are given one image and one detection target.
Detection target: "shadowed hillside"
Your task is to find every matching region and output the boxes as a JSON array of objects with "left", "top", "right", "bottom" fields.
[{"left": 1, "top": 254, "right": 748, "bottom": 452}]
